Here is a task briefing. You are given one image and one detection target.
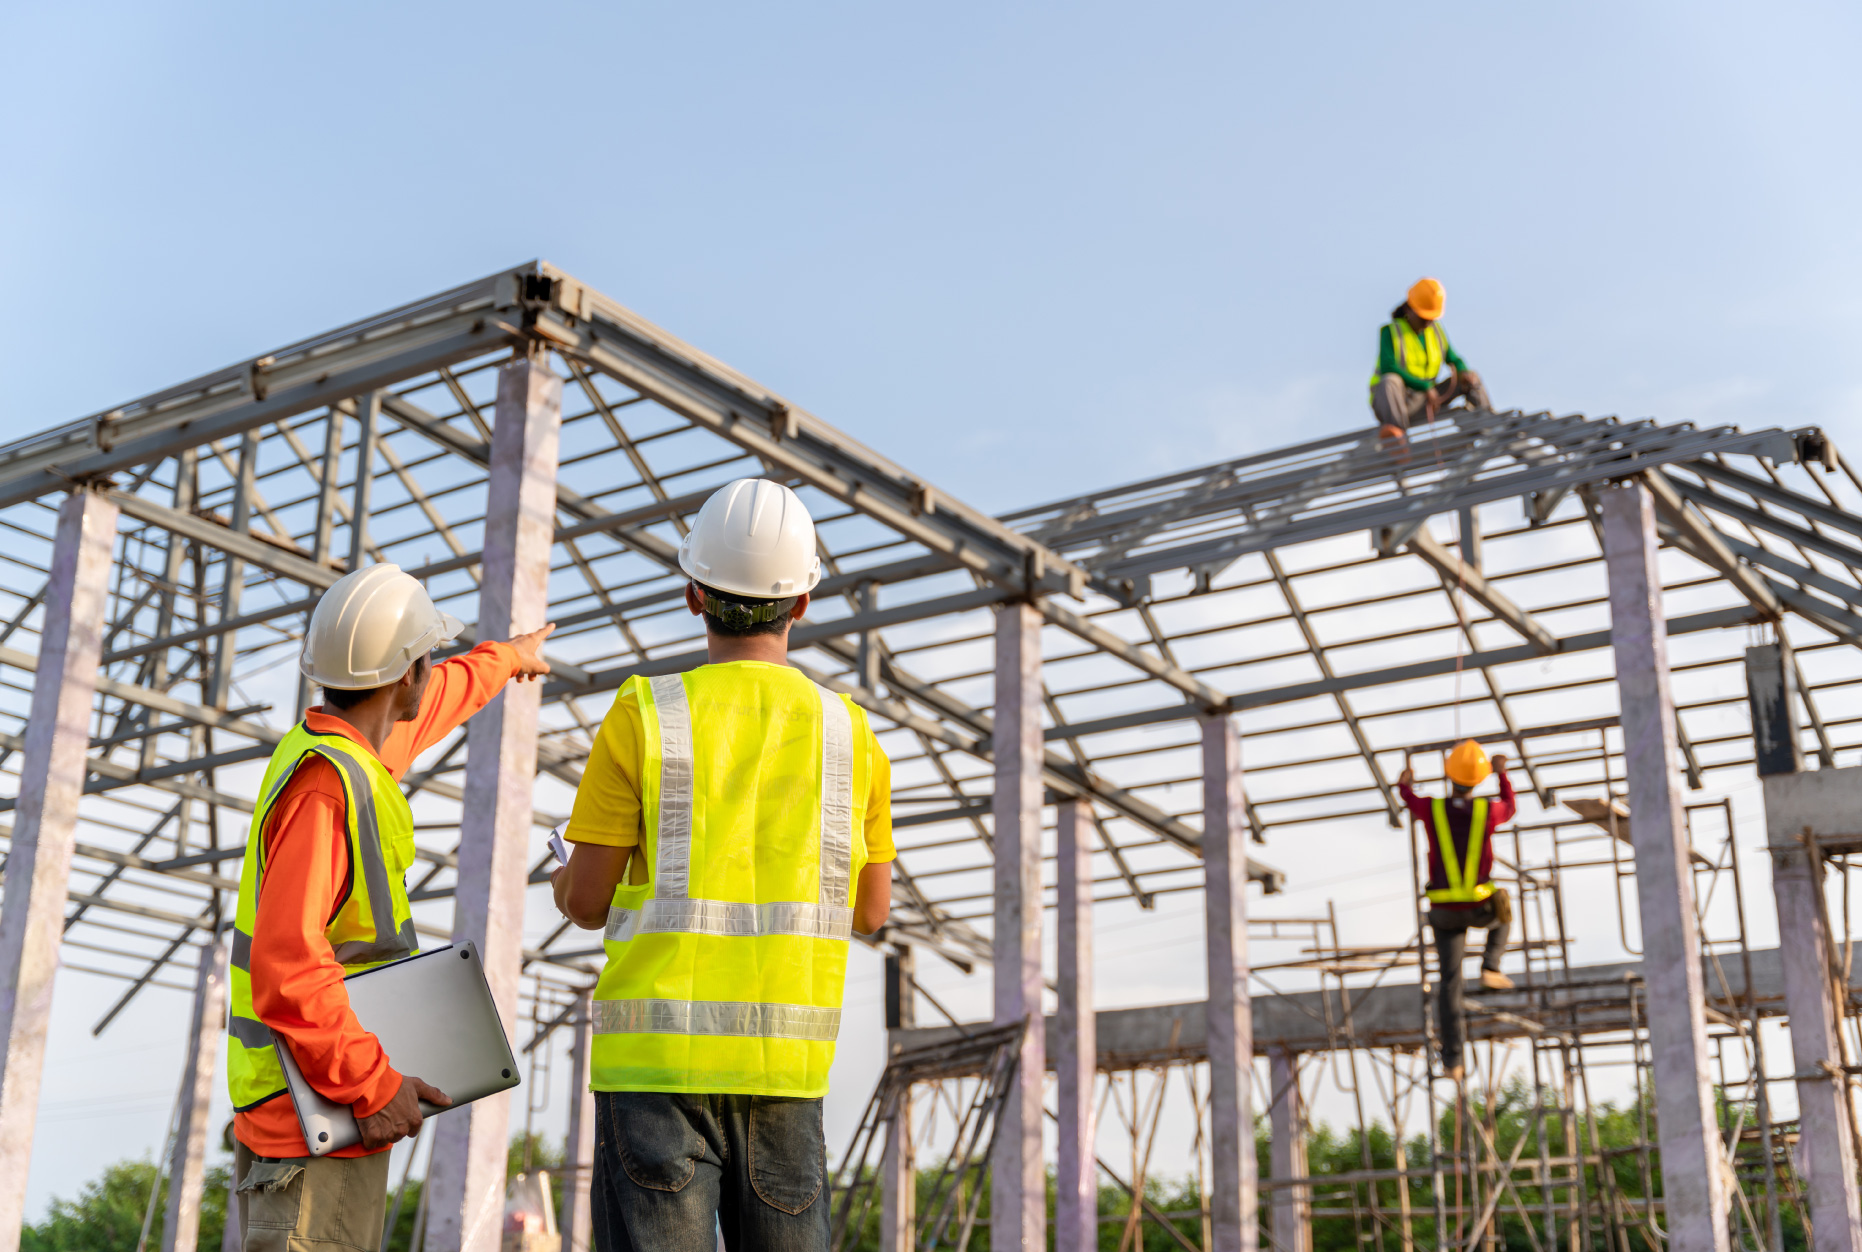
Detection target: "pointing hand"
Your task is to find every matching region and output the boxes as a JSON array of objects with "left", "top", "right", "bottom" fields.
[{"left": 506, "top": 624, "right": 557, "bottom": 682}]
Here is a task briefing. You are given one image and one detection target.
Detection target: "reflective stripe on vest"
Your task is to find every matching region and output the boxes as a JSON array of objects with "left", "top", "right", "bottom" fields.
[
  {"left": 1368, "top": 319, "right": 1448, "bottom": 398},
  {"left": 225, "top": 725, "right": 418, "bottom": 1110},
  {"left": 1426, "top": 796, "right": 1494, "bottom": 904},
  {"left": 591, "top": 668, "right": 868, "bottom": 1097}
]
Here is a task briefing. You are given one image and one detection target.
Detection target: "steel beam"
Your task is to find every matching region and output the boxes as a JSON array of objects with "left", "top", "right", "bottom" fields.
[
  {"left": 559, "top": 989, "right": 597, "bottom": 1252},
  {"left": 1202, "top": 712, "right": 1257, "bottom": 1252},
  {"left": 991, "top": 602, "right": 1046, "bottom": 1252},
  {"left": 1760, "top": 770, "right": 1862, "bottom": 1252},
  {"left": 425, "top": 355, "right": 562, "bottom": 1252},
  {"left": 1055, "top": 799, "right": 1096, "bottom": 1252},
  {"left": 0, "top": 489, "right": 119, "bottom": 1252},
  {"left": 1268, "top": 1050, "right": 1310, "bottom": 1252},
  {"left": 1402, "top": 526, "right": 1557, "bottom": 654},
  {"left": 161, "top": 934, "right": 229, "bottom": 1252},
  {"left": 1598, "top": 482, "right": 1729, "bottom": 1252}
]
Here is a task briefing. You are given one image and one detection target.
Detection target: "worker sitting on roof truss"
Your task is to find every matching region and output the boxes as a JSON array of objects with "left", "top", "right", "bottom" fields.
[
  {"left": 1370, "top": 278, "right": 1493, "bottom": 442},
  {"left": 1397, "top": 739, "right": 1516, "bottom": 1084}
]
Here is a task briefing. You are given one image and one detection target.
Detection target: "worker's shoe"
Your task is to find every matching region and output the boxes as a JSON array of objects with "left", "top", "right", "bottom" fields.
[
  {"left": 1479, "top": 968, "right": 1515, "bottom": 991},
  {"left": 1445, "top": 1063, "right": 1465, "bottom": 1084}
]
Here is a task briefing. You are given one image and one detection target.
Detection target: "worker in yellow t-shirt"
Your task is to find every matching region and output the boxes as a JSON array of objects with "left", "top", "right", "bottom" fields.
[{"left": 551, "top": 478, "right": 894, "bottom": 1252}]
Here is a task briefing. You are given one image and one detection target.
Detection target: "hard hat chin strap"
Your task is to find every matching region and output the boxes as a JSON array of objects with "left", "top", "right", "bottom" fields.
[{"left": 701, "top": 591, "right": 798, "bottom": 631}]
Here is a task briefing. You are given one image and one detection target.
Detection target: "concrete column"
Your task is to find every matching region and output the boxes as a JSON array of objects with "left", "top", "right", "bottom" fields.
[
  {"left": 424, "top": 355, "right": 562, "bottom": 1252},
  {"left": 1268, "top": 1050, "right": 1310, "bottom": 1252},
  {"left": 1760, "top": 769, "right": 1862, "bottom": 1252},
  {"left": 1598, "top": 482, "right": 1729, "bottom": 1252},
  {"left": 559, "top": 990, "right": 597, "bottom": 1252},
  {"left": 162, "top": 933, "right": 231, "bottom": 1252},
  {"left": 1056, "top": 799, "right": 1097, "bottom": 1252},
  {"left": 0, "top": 487, "right": 118, "bottom": 1252},
  {"left": 881, "top": 948, "right": 915, "bottom": 1252},
  {"left": 991, "top": 601, "right": 1046, "bottom": 1252},
  {"left": 1202, "top": 712, "right": 1258, "bottom": 1252}
]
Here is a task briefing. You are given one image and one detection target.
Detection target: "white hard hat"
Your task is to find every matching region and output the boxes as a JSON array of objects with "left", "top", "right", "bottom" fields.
[
  {"left": 300, "top": 564, "right": 464, "bottom": 690},
  {"left": 678, "top": 479, "right": 822, "bottom": 599}
]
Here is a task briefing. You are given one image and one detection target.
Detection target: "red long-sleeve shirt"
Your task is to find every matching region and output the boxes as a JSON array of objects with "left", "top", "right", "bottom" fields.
[
  {"left": 235, "top": 642, "right": 520, "bottom": 1158},
  {"left": 1397, "top": 772, "right": 1515, "bottom": 911}
]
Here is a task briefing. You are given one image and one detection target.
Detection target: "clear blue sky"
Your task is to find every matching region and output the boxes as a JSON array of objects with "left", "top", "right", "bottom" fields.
[{"left": 5, "top": 0, "right": 1860, "bottom": 1216}]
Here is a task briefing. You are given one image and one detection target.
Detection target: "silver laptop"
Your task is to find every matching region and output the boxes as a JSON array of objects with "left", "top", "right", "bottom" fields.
[{"left": 273, "top": 942, "right": 520, "bottom": 1156}]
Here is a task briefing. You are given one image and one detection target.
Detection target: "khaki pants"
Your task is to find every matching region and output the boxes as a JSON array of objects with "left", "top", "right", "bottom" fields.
[
  {"left": 1371, "top": 370, "right": 1493, "bottom": 431},
  {"left": 233, "top": 1142, "right": 391, "bottom": 1252}
]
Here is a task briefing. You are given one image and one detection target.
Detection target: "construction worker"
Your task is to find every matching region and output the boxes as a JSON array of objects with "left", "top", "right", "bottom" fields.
[
  {"left": 224, "top": 563, "right": 554, "bottom": 1250},
  {"left": 1397, "top": 740, "right": 1516, "bottom": 1084},
  {"left": 1370, "top": 278, "right": 1493, "bottom": 440},
  {"left": 551, "top": 478, "right": 895, "bottom": 1252}
]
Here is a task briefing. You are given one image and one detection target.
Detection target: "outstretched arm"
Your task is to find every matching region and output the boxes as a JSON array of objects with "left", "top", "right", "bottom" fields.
[{"left": 393, "top": 625, "right": 557, "bottom": 764}]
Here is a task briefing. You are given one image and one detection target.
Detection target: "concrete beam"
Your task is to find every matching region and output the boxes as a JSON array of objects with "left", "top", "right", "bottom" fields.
[
  {"left": 991, "top": 602, "right": 1045, "bottom": 1252},
  {"left": 880, "top": 950, "right": 915, "bottom": 1252},
  {"left": 1599, "top": 482, "right": 1729, "bottom": 1252},
  {"left": 1201, "top": 713, "right": 1258, "bottom": 1252},
  {"left": 161, "top": 935, "right": 229, "bottom": 1252},
  {"left": 1268, "top": 1050, "right": 1310, "bottom": 1252},
  {"left": 1763, "top": 769, "right": 1862, "bottom": 1252},
  {"left": 559, "top": 990, "right": 596, "bottom": 1252},
  {"left": 1055, "top": 800, "right": 1096, "bottom": 1252},
  {"left": 424, "top": 355, "right": 562, "bottom": 1252},
  {"left": 0, "top": 489, "right": 118, "bottom": 1252}
]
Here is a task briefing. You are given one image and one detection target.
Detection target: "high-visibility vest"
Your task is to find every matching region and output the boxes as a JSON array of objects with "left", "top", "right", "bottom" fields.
[
  {"left": 591, "top": 668, "right": 873, "bottom": 1098},
  {"left": 1369, "top": 319, "right": 1449, "bottom": 398},
  {"left": 1426, "top": 796, "right": 1494, "bottom": 904},
  {"left": 225, "top": 723, "right": 419, "bottom": 1111}
]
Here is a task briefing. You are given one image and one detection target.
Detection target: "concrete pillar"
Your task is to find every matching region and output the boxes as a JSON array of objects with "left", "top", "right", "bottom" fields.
[
  {"left": 1760, "top": 768, "right": 1862, "bottom": 1252},
  {"left": 559, "top": 990, "right": 596, "bottom": 1252},
  {"left": 1202, "top": 712, "right": 1258, "bottom": 1252},
  {"left": 1056, "top": 799, "right": 1097, "bottom": 1252},
  {"left": 424, "top": 355, "right": 562, "bottom": 1252},
  {"left": 0, "top": 487, "right": 118, "bottom": 1252},
  {"left": 881, "top": 949, "right": 915, "bottom": 1252},
  {"left": 1598, "top": 482, "right": 1729, "bottom": 1252},
  {"left": 162, "top": 933, "right": 231, "bottom": 1252},
  {"left": 991, "top": 601, "right": 1046, "bottom": 1252},
  {"left": 1268, "top": 1050, "right": 1310, "bottom": 1252}
]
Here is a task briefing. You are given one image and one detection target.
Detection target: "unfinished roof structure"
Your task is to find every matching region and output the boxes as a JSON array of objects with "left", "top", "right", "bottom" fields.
[{"left": 1, "top": 260, "right": 1858, "bottom": 1251}]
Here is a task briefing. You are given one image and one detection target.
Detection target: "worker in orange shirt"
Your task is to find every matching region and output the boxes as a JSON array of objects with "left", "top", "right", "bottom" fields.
[
  {"left": 222, "top": 563, "right": 553, "bottom": 1251},
  {"left": 1397, "top": 740, "right": 1516, "bottom": 1084}
]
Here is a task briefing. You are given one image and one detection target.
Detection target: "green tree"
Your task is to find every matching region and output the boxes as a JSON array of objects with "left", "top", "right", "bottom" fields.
[{"left": 23, "top": 1157, "right": 231, "bottom": 1252}]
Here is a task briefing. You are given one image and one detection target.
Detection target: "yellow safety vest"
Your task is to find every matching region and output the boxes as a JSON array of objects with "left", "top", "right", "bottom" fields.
[
  {"left": 591, "top": 667, "right": 872, "bottom": 1098},
  {"left": 226, "top": 724, "right": 418, "bottom": 1110},
  {"left": 1426, "top": 796, "right": 1493, "bottom": 904},
  {"left": 1369, "top": 319, "right": 1448, "bottom": 399}
]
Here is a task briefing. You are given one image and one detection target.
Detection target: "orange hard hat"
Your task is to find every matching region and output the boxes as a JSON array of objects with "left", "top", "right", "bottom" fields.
[
  {"left": 1407, "top": 277, "right": 1445, "bottom": 321},
  {"left": 1445, "top": 739, "right": 1491, "bottom": 788}
]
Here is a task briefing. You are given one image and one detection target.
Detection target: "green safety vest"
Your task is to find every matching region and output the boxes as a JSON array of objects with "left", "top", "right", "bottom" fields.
[
  {"left": 591, "top": 668, "right": 872, "bottom": 1098},
  {"left": 1369, "top": 319, "right": 1449, "bottom": 398},
  {"left": 225, "top": 724, "right": 419, "bottom": 1110},
  {"left": 1426, "top": 796, "right": 1494, "bottom": 904}
]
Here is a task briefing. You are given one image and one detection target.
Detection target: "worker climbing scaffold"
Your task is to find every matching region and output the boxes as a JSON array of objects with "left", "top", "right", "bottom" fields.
[
  {"left": 1370, "top": 277, "right": 1493, "bottom": 451},
  {"left": 1397, "top": 739, "right": 1515, "bottom": 1084}
]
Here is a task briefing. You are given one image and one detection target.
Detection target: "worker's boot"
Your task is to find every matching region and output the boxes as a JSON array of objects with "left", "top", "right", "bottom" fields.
[
  {"left": 1377, "top": 424, "right": 1411, "bottom": 466},
  {"left": 1446, "top": 1063, "right": 1465, "bottom": 1085},
  {"left": 1479, "top": 968, "right": 1514, "bottom": 991}
]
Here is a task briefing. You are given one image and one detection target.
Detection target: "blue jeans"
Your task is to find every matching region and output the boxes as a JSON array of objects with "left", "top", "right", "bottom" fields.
[{"left": 591, "top": 1092, "right": 830, "bottom": 1252}]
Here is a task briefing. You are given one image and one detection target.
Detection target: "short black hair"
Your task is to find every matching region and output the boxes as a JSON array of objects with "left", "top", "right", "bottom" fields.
[
  {"left": 697, "top": 583, "right": 798, "bottom": 638},
  {"left": 323, "top": 654, "right": 428, "bottom": 709}
]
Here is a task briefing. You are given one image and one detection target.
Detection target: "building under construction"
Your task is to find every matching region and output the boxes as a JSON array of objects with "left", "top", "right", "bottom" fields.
[{"left": 0, "top": 261, "right": 1858, "bottom": 1252}]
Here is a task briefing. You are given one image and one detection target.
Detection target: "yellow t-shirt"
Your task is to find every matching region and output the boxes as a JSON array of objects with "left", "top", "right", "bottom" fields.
[{"left": 565, "top": 664, "right": 896, "bottom": 871}]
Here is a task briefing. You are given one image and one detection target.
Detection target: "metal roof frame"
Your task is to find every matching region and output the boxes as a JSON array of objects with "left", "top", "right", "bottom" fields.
[{"left": 1, "top": 259, "right": 1857, "bottom": 1020}]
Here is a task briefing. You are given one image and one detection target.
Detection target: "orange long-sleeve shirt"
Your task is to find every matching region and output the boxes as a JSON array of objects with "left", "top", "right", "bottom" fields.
[{"left": 235, "top": 642, "right": 520, "bottom": 1159}]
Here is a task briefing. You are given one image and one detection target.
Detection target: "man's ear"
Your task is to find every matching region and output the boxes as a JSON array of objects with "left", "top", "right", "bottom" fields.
[
  {"left": 790, "top": 592, "right": 810, "bottom": 622},
  {"left": 685, "top": 582, "right": 705, "bottom": 616}
]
